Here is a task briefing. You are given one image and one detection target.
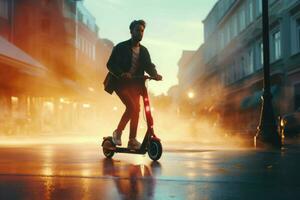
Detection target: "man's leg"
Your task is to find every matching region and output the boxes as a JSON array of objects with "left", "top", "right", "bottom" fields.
[
  {"left": 127, "top": 87, "right": 142, "bottom": 150},
  {"left": 129, "top": 88, "right": 140, "bottom": 139},
  {"left": 115, "top": 88, "right": 134, "bottom": 132},
  {"left": 111, "top": 88, "right": 134, "bottom": 145},
  {"left": 115, "top": 86, "right": 141, "bottom": 149}
]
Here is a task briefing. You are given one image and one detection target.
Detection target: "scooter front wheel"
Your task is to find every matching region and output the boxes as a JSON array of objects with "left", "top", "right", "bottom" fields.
[
  {"left": 148, "top": 139, "right": 162, "bottom": 161},
  {"left": 102, "top": 138, "right": 115, "bottom": 158}
]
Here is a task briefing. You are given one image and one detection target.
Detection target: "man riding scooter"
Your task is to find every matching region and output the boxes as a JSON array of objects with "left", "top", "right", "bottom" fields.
[{"left": 103, "top": 19, "right": 162, "bottom": 150}]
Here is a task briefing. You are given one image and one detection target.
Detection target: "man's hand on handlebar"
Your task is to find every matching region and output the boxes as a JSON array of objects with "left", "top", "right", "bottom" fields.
[
  {"left": 120, "top": 73, "right": 162, "bottom": 81},
  {"left": 154, "top": 74, "right": 163, "bottom": 81}
]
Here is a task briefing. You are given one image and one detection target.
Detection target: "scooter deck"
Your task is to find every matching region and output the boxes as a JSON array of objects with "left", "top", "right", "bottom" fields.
[
  {"left": 102, "top": 136, "right": 148, "bottom": 154},
  {"left": 115, "top": 147, "right": 146, "bottom": 154}
]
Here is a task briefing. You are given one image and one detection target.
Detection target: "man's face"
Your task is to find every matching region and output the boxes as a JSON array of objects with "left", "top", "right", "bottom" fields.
[{"left": 131, "top": 24, "right": 144, "bottom": 42}]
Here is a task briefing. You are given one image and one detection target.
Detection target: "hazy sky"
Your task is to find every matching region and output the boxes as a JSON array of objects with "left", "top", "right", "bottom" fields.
[{"left": 85, "top": 0, "right": 218, "bottom": 95}]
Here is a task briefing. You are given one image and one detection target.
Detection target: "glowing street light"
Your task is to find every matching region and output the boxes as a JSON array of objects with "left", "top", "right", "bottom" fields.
[
  {"left": 187, "top": 91, "right": 195, "bottom": 99},
  {"left": 113, "top": 106, "right": 118, "bottom": 111},
  {"left": 82, "top": 104, "right": 91, "bottom": 108},
  {"left": 60, "top": 98, "right": 70, "bottom": 104},
  {"left": 88, "top": 87, "right": 95, "bottom": 92}
]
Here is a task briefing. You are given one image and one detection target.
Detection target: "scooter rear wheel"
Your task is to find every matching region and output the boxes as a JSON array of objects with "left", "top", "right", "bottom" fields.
[
  {"left": 148, "top": 140, "right": 162, "bottom": 161},
  {"left": 102, "top": 139, "right": 115, "bottom": 158}
]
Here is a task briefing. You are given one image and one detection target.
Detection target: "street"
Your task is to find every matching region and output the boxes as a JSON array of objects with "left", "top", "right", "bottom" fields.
[
  {"left": 0, "top": 139, "right": 300, "bottom": 200},
  {"left": 1, "top": 0, "right": 300, "bottom": 199}
]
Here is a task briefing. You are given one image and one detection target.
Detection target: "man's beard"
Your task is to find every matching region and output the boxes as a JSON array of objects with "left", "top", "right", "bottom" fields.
[{"left": 133, "top": 35, "right": 142, "bottom": 42}]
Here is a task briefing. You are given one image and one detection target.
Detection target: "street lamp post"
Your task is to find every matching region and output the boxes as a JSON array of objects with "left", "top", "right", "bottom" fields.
[{"left": 255, "top": 0, "right": 281, "bottom": 148}]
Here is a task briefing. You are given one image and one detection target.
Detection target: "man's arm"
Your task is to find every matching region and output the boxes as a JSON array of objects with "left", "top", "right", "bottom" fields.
[
  {"left": 146, "top": 63, "right": 158, "bottom": 77},
  {"left": 106, "top": 45, "right": 123, "bottom": 77},
  {"left": 144, "top": 48, "right": 158, "bottom": 77}
]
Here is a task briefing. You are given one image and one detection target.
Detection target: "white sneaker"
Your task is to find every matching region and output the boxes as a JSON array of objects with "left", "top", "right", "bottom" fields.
[
  {"left": 112, "top": 130, "right": 122, "bottom": 146},
  {"left": 128, "top": 138, "right": 141, "bottom": 150}
]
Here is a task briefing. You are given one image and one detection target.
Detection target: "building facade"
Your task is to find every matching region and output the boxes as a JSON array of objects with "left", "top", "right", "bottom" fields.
[
  {"left": 0, "top": 0, "right": 14, "bottom": 41},
  {"left": 179, "top": 0, "right": 300, "bottom": 135},
  {"left": 0, "top": 0, "right": 113, "bottom": 134},
  {"left": 13, "top": 0, "right": 79, "bottom": 80}
]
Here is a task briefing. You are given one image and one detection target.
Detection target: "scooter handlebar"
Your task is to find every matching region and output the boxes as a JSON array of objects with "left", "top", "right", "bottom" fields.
[
  {"left": 132, "top": 75, "right": 162, "bottom": 81},
  {"left": 108, "top": 72, "right": 162, "bottom": 81}
]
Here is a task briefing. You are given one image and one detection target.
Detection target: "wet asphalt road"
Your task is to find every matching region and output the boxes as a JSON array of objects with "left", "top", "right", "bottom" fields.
[{"left": 0, "top": 143, "right": 300, "bottom": 200}]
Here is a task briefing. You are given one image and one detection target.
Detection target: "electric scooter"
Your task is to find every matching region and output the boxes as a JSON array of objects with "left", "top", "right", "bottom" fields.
[{"left": 102, "top": 75, "right": 163, "bottom": 161}]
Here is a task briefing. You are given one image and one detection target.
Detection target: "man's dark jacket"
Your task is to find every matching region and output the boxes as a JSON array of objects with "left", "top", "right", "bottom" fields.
[{"left": 103, "top": 39, "right": 158, "bottom": 94}]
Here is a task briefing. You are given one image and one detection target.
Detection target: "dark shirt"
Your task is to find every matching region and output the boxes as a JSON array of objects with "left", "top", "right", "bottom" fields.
[{"left": 103, "top": 39, "right": 158, "bottom": 94}]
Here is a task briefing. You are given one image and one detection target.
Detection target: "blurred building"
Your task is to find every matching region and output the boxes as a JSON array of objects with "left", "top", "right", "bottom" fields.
[
  {"left": 96, "top": 38, "right": 114, "bottom": 80},
  {"left": 0, "top": 0, "right": 14, "bottom": 41},
  {"left": 13, "top": 0, "right": 84, "bottom": 81},
  {"left": 0, "top": 0, "right": 113, "bottom": 134},
  {"left": 0, "top": 0, "right": 58, "bottom": 134},
  {"left": 74, "top": 1, "right": 109, "bottom": 85},
  {"left": 177, "top": 0, "right": 300, "bottom": 135}
]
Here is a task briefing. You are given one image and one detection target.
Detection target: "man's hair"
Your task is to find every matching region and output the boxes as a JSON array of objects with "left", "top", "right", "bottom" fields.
[{"left": 129, "top": 20, "right": 146, "bottom": 32}]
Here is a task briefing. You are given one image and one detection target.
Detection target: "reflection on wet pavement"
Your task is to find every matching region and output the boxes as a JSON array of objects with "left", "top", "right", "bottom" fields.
[
  {"left": 0, "top": 144, "right": 162, "bottom": 200},
  {"left": 102, "top": 158, "right": 160, "bottom": 200},
  {"left": 0, "top": 144, "right": 300, "bottom": 199}
]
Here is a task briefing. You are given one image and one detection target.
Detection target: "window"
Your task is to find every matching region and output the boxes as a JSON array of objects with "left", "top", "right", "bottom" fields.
[
  {"left": 226, "top": 67, "right": 230, "bottom": 84},
  {"left": 241, "top": 56, "right": 246, "bottom": 77},
  {"left": 229, "top": 19, "right": 234, "bottom": 40},
  {"left": 81, "top": 38, "right": 85, "bottom": 53},
  {"left": 222, "top": 71, "right": 226, "bottom": 85},
  {"left": 249, "top": 0, "right": 254, "bottom": 23},
  {"left": 79, "top": 38, "right": 82, "bottom": 49},
  {"left": 224, "top": 27, "right": 228, "bottom": 46},
  {"left": 230, "top": 65, "right": 235, "bottom": 83},
  {"left": 255, "top": 41, "right": 263, "bottom": 70},
  {"left": 231, "top": 62, "right": 238, "bottom": 81},
  {"left": 89, "top": 44, "right": 92, "bottom": 59},
  {"left": 233, "top": 15, "right": 238, "bottom": 37},
  {"left": 90, "top": 44, "right": 92, "bottom": 58},
  {"left": 291, "top": 16, "right": 300, "bottom": 54},
  {"left": 225, "top": 67, "right": 229, "bottom": 84},
  {"left": 92, "top": 45, "right": 96, "bottom": 61},
  {"left": 227, "top": 25, "right": 231, "bottom": 43},
  {"left": 248, "top": 48, "right": 254, "bottom": 74},
  {"left": 77, "top": 38, "right": 80, "bottom": 49},
  {"left": 260, "top": 42, "right": 264, "bottom": 67},
  {"left": 86, "top": 41, "right": 89, "bottom": 55},
  {"left": 256, "top": 0, "right": 262, "bottom": 16},
  {"left": 240, "top": 8, "right": 246, "bottom": 31},
  {"left": 78, "top": 11, "right": 83, "bottom": 22},
  {"left": 220, "top": 30, "right": 225, "bottom": 49},
  {"left": 227, "top": 65, "right": 232, "bottom": 84},
  {"left": 273, "top": 31, "right": 281, "bottom": 60},
  {"left": 224, "top": 25, "right": 230, "bottom": 45},
  {"left": 236, "top": 59, "right": 242, "bottom": 79},
  {"left": 85, "top": 40, "right": 87, "bottom": 54},
  {"left": 297, "top": 18, "right": 300, "bottom": 52},
  {"left": 0, "top": 0, "right": 8, "bottom": 19}
]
